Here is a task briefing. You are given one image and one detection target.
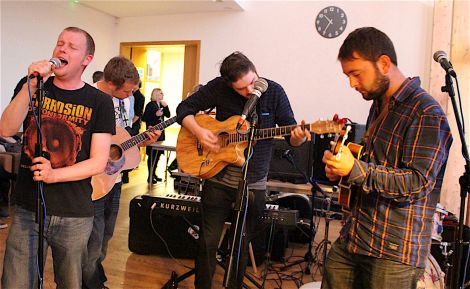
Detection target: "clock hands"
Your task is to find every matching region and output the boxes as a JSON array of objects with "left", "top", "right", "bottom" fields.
[
  {"left": 324, "top": 15, "right": 333, "bottom": 25},
  {"left": 323, "top": 21, "right": 332, "bottom": 35},
  {"left": 322, "top": 14, "right": 333, "bottom": 35}
]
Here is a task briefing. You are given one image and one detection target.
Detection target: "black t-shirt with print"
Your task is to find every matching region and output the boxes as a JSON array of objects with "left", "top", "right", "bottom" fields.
[{"left": 12, "top": 76, "right": 115, "bottom": 217}]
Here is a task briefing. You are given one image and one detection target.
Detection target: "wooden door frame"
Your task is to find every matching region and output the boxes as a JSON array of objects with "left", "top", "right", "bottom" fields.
[{"left": 120, "top": 40, "right": 200, "bottom": 100}]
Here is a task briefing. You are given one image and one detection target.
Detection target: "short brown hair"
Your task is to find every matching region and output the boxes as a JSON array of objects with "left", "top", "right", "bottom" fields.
[
  {"left": 219, "top": 51, "right": 257, "bottom": 84},
  {"left": 103, "top": 56, "right": 139, "bottom": 89},
  {"left": 338, "top": 27, "right": 397, "bottom": 65}
]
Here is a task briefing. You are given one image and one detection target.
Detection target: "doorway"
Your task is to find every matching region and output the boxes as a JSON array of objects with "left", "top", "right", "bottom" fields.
[{"left": 120, "top": 40, "right": 200, "bottom": 119}]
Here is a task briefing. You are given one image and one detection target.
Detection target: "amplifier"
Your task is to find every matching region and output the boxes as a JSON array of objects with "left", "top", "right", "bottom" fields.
[{"left": 128, "top": 195, "right": 200, "bottom": 259}]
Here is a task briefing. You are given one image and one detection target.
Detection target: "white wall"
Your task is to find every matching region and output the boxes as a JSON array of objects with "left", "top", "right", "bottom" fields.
[
  {"left": 1, "top": 1, "right": 117, "bottom": 109},
  {"left": 116, "top": 1, "right": 434, "bottom": 125}
]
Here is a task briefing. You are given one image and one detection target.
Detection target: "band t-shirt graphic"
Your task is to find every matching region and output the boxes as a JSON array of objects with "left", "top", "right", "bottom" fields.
[{"left": 11, "top": 77, "right": 116, "bottom": 217}]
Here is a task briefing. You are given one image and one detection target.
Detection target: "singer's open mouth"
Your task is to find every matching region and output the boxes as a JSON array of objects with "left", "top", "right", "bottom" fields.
[{"left": 58, "top": 58, "right": 68, "bottom": 66}]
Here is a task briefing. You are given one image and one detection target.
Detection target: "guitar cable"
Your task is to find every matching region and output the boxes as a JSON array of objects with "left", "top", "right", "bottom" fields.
[{"left": 149, "top": 203, "right": 193, "bottom": 270}]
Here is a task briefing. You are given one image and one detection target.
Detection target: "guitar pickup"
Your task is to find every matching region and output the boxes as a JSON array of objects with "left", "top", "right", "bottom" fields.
[{"left": 197, "top": 141, "right": 203, "bottom": 156}]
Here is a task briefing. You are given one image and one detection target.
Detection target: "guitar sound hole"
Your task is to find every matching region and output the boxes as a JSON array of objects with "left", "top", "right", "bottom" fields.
[{"left": 109, "top": 145, "right": 123, "bottom": 161}]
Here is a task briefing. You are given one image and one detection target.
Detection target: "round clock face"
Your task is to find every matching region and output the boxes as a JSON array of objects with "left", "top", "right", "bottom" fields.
[{"left": 315, "top": 6, "right": 347, "bottom": 39}]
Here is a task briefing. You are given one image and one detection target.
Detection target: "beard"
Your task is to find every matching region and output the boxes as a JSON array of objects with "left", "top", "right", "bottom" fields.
[{"left": 361, "top": 66, "right": 390, "bottom": 101}]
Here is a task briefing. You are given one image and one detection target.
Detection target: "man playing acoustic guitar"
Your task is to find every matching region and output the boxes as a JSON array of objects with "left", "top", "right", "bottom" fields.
[
  {"left": 176, "top": 51, "right": 310, "bottom": 289},
  {"left": 83, "top": 56, "right": 160, "bottom": 289},
  {"left": 322, "top": 27, "right": 452, "bottom": 289}
]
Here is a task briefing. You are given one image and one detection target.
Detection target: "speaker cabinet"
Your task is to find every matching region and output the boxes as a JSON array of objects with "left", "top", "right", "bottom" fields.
[
  {"left": 268, "top": 137, "right": 313, "bottom": 184},
  {"left": 129, "top": 195, "right": 200, "bottom": 259}
]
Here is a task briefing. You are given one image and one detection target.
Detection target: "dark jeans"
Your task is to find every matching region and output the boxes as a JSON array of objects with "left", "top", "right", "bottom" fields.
[
  {"left": 321, "top": 238, "right": 424, "bottom": 289},
  {"left": 147, "top": 149, "right": 163, "bottom": 180},
  {"left": 195, "top": 181, "right": 265, "bottom": 289},
  {"left": 82, "top": 182, "right": 122, "bottom": 289}
]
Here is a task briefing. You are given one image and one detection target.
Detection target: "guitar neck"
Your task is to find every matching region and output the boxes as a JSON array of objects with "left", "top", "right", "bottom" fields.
[
  {"left": 121, "top": 116, "right": 177, "bottom": 151},
  {"left": 225, "top": 123, "right": 312, "bottom": 144}
]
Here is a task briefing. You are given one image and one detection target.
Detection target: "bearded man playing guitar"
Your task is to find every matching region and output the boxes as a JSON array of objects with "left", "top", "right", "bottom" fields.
[
  {"left": 322, "top": 27, "right": 452, "bottom": 289},
  {"left": 176, "top": 51, "right": 310, "bottom": 289}
]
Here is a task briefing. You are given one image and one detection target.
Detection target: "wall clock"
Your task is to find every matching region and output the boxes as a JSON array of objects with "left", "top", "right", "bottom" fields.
[{"left": 315, "top": 6, "right": 347, "bottom": 39}]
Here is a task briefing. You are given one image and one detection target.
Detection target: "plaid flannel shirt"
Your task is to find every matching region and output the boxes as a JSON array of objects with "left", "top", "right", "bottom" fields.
[{"left": 342, "top": 77, "right": 453, "bottom": 268}]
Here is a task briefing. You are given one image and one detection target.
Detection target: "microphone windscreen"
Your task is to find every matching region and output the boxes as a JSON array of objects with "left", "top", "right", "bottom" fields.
[
  {"left": 433, "top": 51, "right": 446, "bottom": 62},
  {"left": 50, "top": 58, "right": 61, "bottom": 68},
  {"left": 254, "top": 78, "right": 268, "bottom": 93}
]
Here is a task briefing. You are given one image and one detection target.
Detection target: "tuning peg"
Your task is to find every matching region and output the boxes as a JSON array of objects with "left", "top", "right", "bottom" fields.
[{"left": 339, "top": 118, "right": 348, "bottom": 125}]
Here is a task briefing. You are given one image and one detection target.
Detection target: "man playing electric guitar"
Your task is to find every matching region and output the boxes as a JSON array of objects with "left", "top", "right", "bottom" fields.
[
  {"left": 176, "top": 51, "right": 311, "bottom": 289},
  {"left": 83, "top": 56, "right": 160, "bottom": 289}
]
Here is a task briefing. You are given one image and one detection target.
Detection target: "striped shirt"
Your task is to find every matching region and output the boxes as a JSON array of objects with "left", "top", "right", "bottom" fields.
[{"left": 342, "top": 77, "right": 453, "bottom": 268}]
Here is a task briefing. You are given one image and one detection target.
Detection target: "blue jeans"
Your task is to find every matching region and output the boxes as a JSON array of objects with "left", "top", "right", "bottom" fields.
[
  {"left": 1, "top": 206, "right": 93, "bottom": 289},
  {"left": 195, "top": 181, "right": 266, "bottom": 289},
  {"left": 321, "top": 238, "right": 424, "bottom": 289},
  {"left": 82, "top": 182, "right": 121, "bottom": 289}
]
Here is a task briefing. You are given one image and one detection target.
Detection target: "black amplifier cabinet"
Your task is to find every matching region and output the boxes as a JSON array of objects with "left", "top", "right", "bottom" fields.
[{"left": 128, "top": 195, "right": 201, "bottom": 259}]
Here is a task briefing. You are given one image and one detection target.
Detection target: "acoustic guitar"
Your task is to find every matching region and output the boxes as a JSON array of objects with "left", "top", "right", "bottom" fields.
[
  {"left": 331, "top": 126, "right": 363, "bottom": 210},
  {"left": 91, "top": 116, "right": 177, "bottom": 200},
  {"left": 176, "top": 114, "right": 345, "bottom": 179}
]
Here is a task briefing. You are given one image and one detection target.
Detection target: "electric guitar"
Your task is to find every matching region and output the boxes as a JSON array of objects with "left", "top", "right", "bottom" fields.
[
  {"left": 176, "top": 114, "right": 345, "bottom": 179},
  {"left": 91, "top": 116, "right": 177, "bottom": 200},
  {"left": 331, "top": 126, "right": 364, "bottom": 210}
]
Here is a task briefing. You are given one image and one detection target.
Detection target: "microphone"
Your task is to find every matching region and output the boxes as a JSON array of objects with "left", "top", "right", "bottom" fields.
[
  {"left": 433, "top": 51, "right": 456, "bottom": 77},
  {"left": 29, "top": 58, "right": 61, "bottom": 79},
  {"left": 282, "top": 149, "right": 296, "bottom": 166},
  {"left": 236, "top": 78, "right": 268, "bottom": 130}
]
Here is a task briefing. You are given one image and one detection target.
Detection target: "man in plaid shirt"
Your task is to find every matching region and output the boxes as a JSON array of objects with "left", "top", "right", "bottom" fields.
[{"left": 321, "top": 27, "right": 453, "bottom": 289}]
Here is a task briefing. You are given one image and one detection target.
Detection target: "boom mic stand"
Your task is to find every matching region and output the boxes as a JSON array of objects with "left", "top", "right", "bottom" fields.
[
  {"left": 34, "top": 75, "right": 46, "bottom": 289},
  {"left": 441, "top": 71, "right": 470, "bottom": 289},
  {"left": 280, "top": 149, "right": 329, "bottom": 275},
  {"left": 224, "top": 112, "right": 259, "bottom": 288}
]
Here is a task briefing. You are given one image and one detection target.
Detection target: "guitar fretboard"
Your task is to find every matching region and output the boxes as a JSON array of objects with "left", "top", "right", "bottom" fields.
[{"left": 121, "top": 116, "right": 177, "bottom": 151}]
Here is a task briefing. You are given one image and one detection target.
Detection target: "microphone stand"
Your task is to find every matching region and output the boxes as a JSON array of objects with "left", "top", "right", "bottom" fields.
[
  {"left": 223, "top": 112, "right": 258, "bottom": 288},
  {"left": 443, "top": 72, "right": 470, "bottom": 289},
  {"left": 280, "top": 150, "right": 325, "bottom": 275},
  {"left": 34, "top": 75, "right": 46, "bottom": 288}
]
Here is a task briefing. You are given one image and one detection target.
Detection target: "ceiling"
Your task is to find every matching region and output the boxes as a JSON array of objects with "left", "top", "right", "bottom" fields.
[{"left": 78, "top": 0, "right": 244, "bottom": 18}]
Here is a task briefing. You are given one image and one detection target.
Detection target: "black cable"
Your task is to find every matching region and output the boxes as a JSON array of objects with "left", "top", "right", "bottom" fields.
[{"left": 148, "top": 204, "right": 193, "bottom": 270}]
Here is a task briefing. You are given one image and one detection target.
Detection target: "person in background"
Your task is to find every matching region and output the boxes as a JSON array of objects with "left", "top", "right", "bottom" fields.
[
  {"left": 175, "top": 51, "right": 310, "bottom": 288},
  {"left": 121, "top": 80, "right": 145, "bottom": 184},
  {"left": 92, "top": 70, "right": 104, "bottom": 84},
  {"left": 142, "top": 88, "right": 170, "bottom": 184},
  {"left": 130, "top": 80, "right": 145, "bottom": 135},
  {"left": 321, "top": 27, "right": 452, "bottom": 289},
  {"left": 0, "top": 26, "right": 115, "bottom": 289},
  {"left": 83, "top": 56, "right": 160, "bottom": 289}
]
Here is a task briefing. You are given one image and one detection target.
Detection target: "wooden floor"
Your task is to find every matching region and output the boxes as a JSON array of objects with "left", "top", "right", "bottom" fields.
[{"left": 0, "top": 156, "right": 342, "bottom": 289}]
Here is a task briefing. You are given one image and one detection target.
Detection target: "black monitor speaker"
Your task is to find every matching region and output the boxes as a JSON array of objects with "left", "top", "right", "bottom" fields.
[{"left": 268, "top": 137, "right": 313, "bottom": 184}]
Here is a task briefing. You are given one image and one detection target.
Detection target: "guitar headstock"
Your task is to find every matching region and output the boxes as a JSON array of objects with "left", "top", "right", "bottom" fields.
[{"left": 310, "top": 114, "right": 347, "bottom": 135}]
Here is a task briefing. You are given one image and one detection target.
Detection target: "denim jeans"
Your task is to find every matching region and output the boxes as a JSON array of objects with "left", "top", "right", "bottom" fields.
[
  {"left": 321, "top": 238, "right": 424, "bottom": 289},
  {"left": 82, "top": 182, "right": 122, "bottom": 289},
  {"left": 195, "top": 181, "right": 265, "bottom": 289},
  {"left": 1, "top": 206, "right": 93, "bottom": 289}
]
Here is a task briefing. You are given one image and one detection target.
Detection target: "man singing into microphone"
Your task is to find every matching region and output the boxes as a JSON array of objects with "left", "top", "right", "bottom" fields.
[
  {"left": 0, "top": 27, "right": 115, "bottom": 289},
  {"left": 176, "top": 51, "right": 310, "bottom": 289},
  {"left": 321, "top": 27, "right": 452, "bottom": 289}
]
